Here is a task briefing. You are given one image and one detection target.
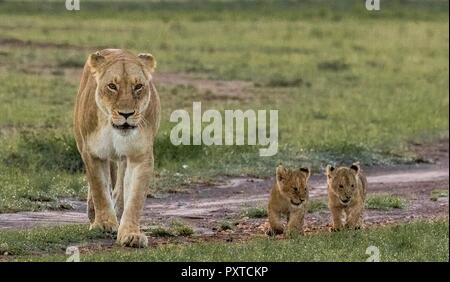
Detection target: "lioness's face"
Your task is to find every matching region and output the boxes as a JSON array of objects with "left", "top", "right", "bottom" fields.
[
  {"left": 276, "top": 165, "right": 310, "bottom": 208},
  {"left": 327, "top": 164, "right": 360, "bottom": 206},
  {"left": 89, "top": 51, "right": 156, "bottom": 136},
  {"left": 96, "top": 62, "right": 150, "bottom": 134}
]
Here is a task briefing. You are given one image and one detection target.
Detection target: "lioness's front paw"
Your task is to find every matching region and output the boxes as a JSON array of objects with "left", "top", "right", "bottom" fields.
[
  {"left": 117, "top": 232, "right": 148, "bottom": 248},
  {"left": 89, "top": 220, "right": 119, "bottom": 234}
]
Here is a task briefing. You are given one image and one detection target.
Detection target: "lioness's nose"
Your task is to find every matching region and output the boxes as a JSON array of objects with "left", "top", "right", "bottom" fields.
[{"left": 118, "top": 111, "right": 135, "bottom": 119}]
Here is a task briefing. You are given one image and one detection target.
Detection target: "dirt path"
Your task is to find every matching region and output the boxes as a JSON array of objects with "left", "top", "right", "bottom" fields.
[{"left": 0, "top": 164, "right": 448, "bottom": 235}]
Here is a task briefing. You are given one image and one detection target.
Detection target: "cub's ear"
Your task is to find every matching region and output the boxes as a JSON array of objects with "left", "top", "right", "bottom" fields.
[
  {"left": 138, "top": 53, "right": 157, "bottom": 73},
  {"left": 276, "top": 164, "right": 286, "bottom": 182},
  {"left": 326, "top": 165, "right": 335, "bottom": 178},
  {"left": 350, "top": 162, "right": 360, "bottom": 174},
  {"left": 299, "top": 167, "right": 311, "bottom": 179},
  {"left": 88, "top": 51, "right": 105, "bottom": 72}
]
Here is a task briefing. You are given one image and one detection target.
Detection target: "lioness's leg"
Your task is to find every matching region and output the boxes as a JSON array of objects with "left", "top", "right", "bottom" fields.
[
  {"left": 112, "top": 158, "right": 126, "bottom": 220},
  {"left": 87, "top": 188, "right": 95, "bottom": 224},
  {"left": 330, "top": 206, "right": 344, "bottom": 231},
  {"left": 83, "top": 153, "right": 118, "bottom": 233},
  {"left": 117, "top": 156, "right": 152, "bottom": 248},
  {"left": 268, "top": 208, "right": 284, "bottom": 235},
  {"left": 110, "top": 160, "right": 117, "bottom": 195},
  {"left": 287, "top": 209, "right": 305, "bottom": 235}
]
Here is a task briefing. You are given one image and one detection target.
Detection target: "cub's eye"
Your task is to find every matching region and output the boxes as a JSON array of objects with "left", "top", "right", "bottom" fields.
[
  {"left": 351, "top": 184, "right": 355, "bottom": 188},
  {"left": 293, "top": 187, "right": 298, "bottom": 192},
  {"left": 339, "top": 185, "right": 344, "bottom": 188},
  {"left": 107, "top": 83, "right": 117, "bottom": 91},
  {"left": 134, "top": 84, "right": 143, "bottom": 91}
]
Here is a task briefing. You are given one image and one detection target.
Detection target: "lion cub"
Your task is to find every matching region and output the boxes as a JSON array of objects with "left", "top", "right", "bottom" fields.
[
  {"left": 326, "top": 163, "right": 367, "bottom": 230},
  {"left": 267, "top": 165, "right": 311, "bottom": 236}
]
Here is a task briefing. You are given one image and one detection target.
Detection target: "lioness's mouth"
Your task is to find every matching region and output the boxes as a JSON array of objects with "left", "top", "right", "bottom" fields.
[{"left": 112, "top": 122, "right": 137, "bottom": 130}]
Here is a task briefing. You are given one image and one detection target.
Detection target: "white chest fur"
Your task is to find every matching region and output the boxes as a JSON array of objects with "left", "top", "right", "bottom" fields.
[{"left": 87, "top": 126, "right": 147, "bottom": 159}]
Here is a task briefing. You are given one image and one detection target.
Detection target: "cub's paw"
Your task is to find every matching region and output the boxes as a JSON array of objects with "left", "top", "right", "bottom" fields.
[
  {"left": 117, "top": 232, "right": 148, "bottom": 248},
  {"left": 330, "top": 226, "right": 342, "bottom": 232},
  {"left": 89, "top": 220, "right": 119, "bottom": 234},
  {"left": 344, "top": 222, "right": 363, "bottom": 230},
  {"left": 266, "top": 227, "right": 284, "bottom": 236},
  {"left": 347, "top": 224, "right": 363, "bottom": 230}
]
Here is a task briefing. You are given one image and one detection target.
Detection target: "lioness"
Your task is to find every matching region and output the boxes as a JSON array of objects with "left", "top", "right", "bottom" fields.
[
  {"left": 326, "top": 163, "right": 367, "bottom": 230},
  {"left": 73, "top": 49, "right": 160, "bottom": 247},
  {"left": 267, "top": 165, "right": 310, "bottom": 236}
]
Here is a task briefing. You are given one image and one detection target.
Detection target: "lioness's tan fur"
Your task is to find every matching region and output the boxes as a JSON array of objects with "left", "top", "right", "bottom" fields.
[
  {"left": 73, "top": 49, "right": 160, "bottom": 247},
  {"left": 268, "top": 165, "right": 310, "bottom": 235},
  {"left": 326, "top": 163, "right": 367, "bottom": 230}
]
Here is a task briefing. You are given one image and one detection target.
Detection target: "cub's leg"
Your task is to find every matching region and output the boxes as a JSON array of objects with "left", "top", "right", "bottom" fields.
[
  {"left": 112, "top": 158, "right": 126, "bottom": 220},
  {"left": 330, "top": 206, "right": 345, "bottom": 231},
  {"left": 345, "top": 205, "right": 364, "bottom": 229},
  {"left": 286, "top": 208, "right": 305, "bottom": 235},
  {"left": 83, "top": 153, "right": 118, "bottom": 233},
  {"left": 117, "top": 155, "right": 152, "bottom": 248},
  {"left": 268, "top": 208, "right": 284, "bottom": 235}
]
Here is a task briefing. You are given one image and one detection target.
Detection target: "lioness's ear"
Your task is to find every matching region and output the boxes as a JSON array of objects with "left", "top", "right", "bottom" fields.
[
  {"left": 350, "top": 162, "right": 360, "bottom": 174},
  {"left": 299, "top": 167, "right": 311, "bottom": 179},
  {"left": 88, "top": 51, "right": 105, "bottom": 72},
  {"left": 276, "top": 164, "right": 286, "bottom": 182},
  {"left": 326, "top": 165, "right": 335, "bottom": 178},
  {"left": 138, "top": 53, "right": 156, "bottom": 73}
]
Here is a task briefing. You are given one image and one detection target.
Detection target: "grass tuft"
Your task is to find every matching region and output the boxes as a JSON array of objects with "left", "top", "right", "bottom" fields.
[
  {"left": 430, "top": 189, "right": 449, "bottom": 201},
  {"left": 146, "top": 220, "right": 194, "bottom": 237},
  {"left": 366, "top": 193, "right": 406, "bottom": 210},
  {"left": 242, "top": 207, "right": 268, "bottom": 218}
]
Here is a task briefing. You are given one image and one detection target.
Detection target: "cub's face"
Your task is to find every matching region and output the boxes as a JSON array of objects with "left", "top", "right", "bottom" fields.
[
  {"left": 276, "top": 165, "right": 310, "bottom": 208},
  {"left": 326, "top": 164, "right": 360, "bottom": 206},
  {"left": 88, "top": 51, "right": 156, "bottom": 136}
]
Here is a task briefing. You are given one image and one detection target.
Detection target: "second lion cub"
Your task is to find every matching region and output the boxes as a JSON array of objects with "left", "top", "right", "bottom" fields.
[
  {"left": 268, "top": 165, "right": 310, "bottom": 236},
  {"left": 326, "top": 163, "right": 367, "bottom": 230}
]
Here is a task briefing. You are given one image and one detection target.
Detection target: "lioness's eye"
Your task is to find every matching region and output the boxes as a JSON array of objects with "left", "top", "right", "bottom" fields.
[
  {"left": 134, "top": 84, "right": 143, "bottom": 91},
  {"left": 107, "top": 83, "right": 117, "bottom": 91}
]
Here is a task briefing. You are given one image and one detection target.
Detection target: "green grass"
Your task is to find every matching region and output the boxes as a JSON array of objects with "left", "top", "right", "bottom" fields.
[
  {"left": 430, "top": 189, "right": 449, "bottom": 201},
  {"left": 0, "top": 0, "right": 448, "bottom": 212},
  {"left": 0, "top": 224, "right": 105, "bottom": 256},
  {"left": 145, "top": 220, "right": 194, "bottom": 237},
  {"left": 242, "top": 207, "right": 268, "bottom": 219},
  {"left": 218, "top": 220, "right": 235, "bottom": 231},
  {"left": 171, "top": 220, "right": 195, "bottom": 237},
  {"left": 146, "top": 226, "right": 175, "bottom": 238},
  {"left": 366, "top": 193, "right": 406, "bottom": 210},
  {"left": 307, "top": 199, "right": 328, "bottom": 213},
  {"left": 5, "top": 219, "right": 448, "bottom": 262}
]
